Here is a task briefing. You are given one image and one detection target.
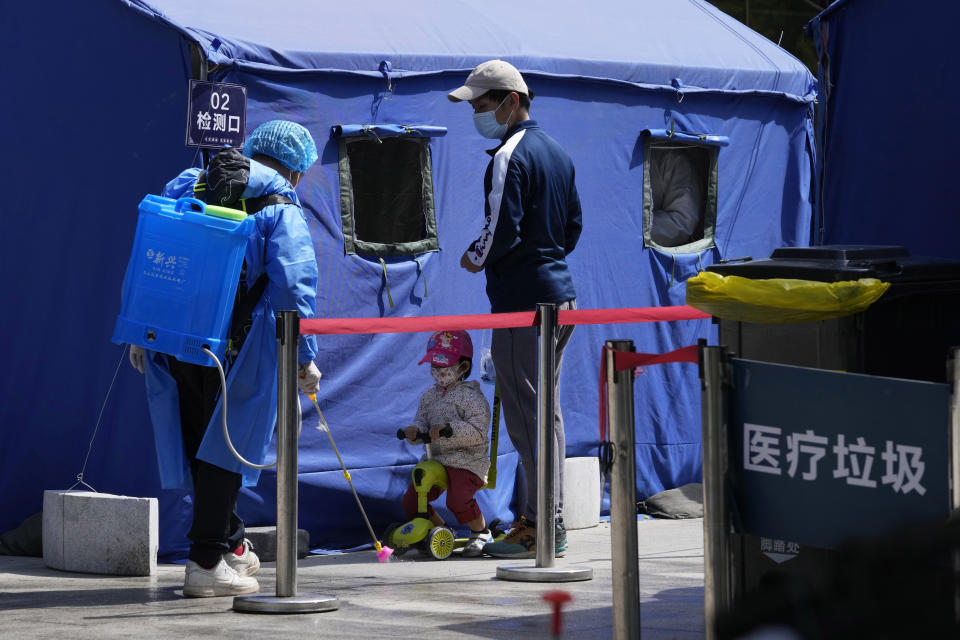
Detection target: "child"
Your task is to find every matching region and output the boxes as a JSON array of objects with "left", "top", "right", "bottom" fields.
[{"left": 401, "top": 330, "right": 492, "bottom": 557}]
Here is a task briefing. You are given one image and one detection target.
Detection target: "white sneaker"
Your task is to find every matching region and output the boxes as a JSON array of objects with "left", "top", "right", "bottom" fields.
[
  {"left": 223, "top": 539, "right": 260, "bottom": 577},
  {"left": 183, "top": 558, "right": 259, "bottom": 598},
  {"left": 461, "top": 529, "right": 493, "bottom": 558}
]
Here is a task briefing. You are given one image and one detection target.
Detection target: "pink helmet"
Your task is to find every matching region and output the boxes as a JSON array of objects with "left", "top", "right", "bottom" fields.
[{"left": 419, "top": 330, "right": 474, "bottom": 367}]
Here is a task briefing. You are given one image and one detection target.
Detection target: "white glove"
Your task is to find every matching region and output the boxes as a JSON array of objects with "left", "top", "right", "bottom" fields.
[
  {"left": 297, "top": 361, "right": 321, "bottom": 395},
  {"left": 129, "top": 345, "right": 146, "bottom": 374}
]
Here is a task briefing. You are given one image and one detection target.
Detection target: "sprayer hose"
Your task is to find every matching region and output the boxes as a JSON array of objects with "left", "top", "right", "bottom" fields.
[{"left": 204, "top": 346, "right": 301, "bottom": 470}]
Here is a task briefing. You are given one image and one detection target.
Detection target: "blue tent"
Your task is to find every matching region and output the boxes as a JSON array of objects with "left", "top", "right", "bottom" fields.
[
  {"left": 807, "top": 0, "right": 960, "bottom": 256},
  {"left": 0, "top": 0, "right": 814, "bottom": 560}
]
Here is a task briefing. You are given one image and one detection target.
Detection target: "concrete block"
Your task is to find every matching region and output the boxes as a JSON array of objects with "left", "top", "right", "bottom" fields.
[
  {"left": 245, "top": 526, "right": 311, "bottom": 562},
  {"left": 43, "top": 491, "right": 157, "bottom": 576},
  {"left": 563, "top": 457, "right": 601, "bottom": 530}
]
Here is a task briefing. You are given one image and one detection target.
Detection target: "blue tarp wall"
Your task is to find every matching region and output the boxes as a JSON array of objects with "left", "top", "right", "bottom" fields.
[
  {"left": 0, "top": 0, "right": 814, "bottom": 560},
  {"left": 807, "top": 0, "right": 960, "bottom": 256}
]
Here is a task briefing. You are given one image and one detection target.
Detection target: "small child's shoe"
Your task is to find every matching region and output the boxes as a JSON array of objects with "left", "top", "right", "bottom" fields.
[{"left": 461, "top": 528, "right": 492, "bottom": 557}]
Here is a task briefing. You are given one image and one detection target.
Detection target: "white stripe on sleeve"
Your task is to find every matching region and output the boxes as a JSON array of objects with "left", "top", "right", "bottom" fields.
[{"left": 469, "top": 130, "right": 526, "bottom": 266}]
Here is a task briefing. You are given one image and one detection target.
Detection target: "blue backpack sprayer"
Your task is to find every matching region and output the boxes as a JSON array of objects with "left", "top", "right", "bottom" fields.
[{"left": 112, "top": 194, "right": 253, "bottom": 365}]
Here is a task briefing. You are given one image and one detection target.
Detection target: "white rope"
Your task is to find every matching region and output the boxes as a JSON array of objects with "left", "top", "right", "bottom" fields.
[{"left": 66, "top": 345, "right": 128, "bottom": 492}]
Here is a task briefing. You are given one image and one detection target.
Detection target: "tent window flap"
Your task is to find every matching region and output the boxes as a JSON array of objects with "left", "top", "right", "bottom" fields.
[
  {"left": 641, "top": 129, "right": 722, "bottom": 254},
  {"left": 337, "top": 130, "right": 440, "bottom": 257}
]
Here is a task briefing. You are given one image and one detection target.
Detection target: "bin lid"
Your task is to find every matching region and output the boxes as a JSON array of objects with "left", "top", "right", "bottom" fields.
[{"left": 707, "top": 245, "right": 960, "bottom": 283}]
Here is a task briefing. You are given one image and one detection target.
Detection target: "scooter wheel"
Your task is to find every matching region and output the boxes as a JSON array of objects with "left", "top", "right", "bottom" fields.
[{"left": 426, "top": 526, "right": 455, "bottom": 560}]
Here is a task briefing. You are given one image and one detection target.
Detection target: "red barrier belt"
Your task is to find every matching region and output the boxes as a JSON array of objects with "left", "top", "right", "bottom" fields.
[
  {"left": 598, "top": 344, "right": 700, "bottom": 443},
  {"left": 300, "top": 311, "right": 535, "bottom": 335},
  {"left": 612, "top": 344, "right": 700, "bottom": 371},
  {"left": 559, "top": 306, "right": 709, "bottom": 327},
  {"left": 299, "top": 306, "right": 708, "bottom": 335}
]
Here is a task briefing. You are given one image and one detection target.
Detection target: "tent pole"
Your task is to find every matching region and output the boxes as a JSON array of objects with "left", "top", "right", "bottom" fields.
[{"left": 190, "top": 42, "right": 211, "bottom": 168}]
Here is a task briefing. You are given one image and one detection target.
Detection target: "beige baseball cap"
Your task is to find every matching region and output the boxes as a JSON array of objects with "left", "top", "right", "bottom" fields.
[{"left": 447, "top": 59, "right": 530, "bottom": 102}]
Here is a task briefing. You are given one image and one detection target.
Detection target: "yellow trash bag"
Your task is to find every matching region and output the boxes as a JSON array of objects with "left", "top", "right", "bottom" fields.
[{"left": 685, "top": 271, "right": 890, "bottom": 324}]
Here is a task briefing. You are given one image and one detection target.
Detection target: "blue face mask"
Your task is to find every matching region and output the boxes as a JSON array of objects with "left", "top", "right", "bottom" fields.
[{"left": 473, "top": 96, "right": 514, "bottom": 139}]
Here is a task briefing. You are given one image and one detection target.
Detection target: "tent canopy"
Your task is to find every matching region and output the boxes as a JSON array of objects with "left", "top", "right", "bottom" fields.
[{"left": 130, "top": 0, "right": 814, "bottom": 99}]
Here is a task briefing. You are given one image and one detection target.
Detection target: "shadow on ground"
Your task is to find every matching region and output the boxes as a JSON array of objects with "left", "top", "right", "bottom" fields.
[{"left": 0, "top": 586, "right": 182, "bottom": 610}]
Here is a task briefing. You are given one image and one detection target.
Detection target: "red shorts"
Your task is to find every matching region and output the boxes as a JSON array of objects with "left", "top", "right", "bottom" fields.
[{"left": 401, "top": 466, "right": 484, "bottom": 525}]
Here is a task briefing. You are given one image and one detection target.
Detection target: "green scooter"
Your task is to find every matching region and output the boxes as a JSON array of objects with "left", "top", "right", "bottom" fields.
[
  {"left": 386, "top": 427, "right": 459, "bottom": 559},
  {"left": 385, "top": 387, "right": 504, "bottom": 559}
]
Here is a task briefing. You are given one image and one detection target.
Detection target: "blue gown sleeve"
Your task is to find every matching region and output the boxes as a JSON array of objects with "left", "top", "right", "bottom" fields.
[
  {"left": 161, "top": 168, "right": 202, "bottom": 200},
  {"left": 262, "top": 205, "right": 319, "bottom": 364}
]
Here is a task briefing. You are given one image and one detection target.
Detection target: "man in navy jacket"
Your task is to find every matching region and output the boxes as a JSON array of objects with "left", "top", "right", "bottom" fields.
[{"left": 450, "top": 59, "right": 582, "bottom": 559}]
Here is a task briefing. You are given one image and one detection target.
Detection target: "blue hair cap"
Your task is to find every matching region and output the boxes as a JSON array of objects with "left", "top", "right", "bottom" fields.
[{"left": 242, "top": 120, "right": 318, "bottom": 173}]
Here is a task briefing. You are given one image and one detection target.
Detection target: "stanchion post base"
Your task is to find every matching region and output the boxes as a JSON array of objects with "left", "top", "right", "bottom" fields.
[
  {"left": 496, "top": 563, "right": 594, "bottom": 583},
  {"left": 233, "top": 593, "right": 339, "bottom": 614}
]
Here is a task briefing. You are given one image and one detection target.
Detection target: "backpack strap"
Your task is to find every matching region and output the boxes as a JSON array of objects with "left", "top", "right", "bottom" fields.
[
  {"left": 240, "top": 194, "right": 295, "bottom": 214},
  {"left": 192, "top": 170, "right": 208, "bottom": 200},
  {"left": 229, "top": 271, "right": 268, "bottom": 349},
  {"left": 189, "top": 165, "right": 297, "bottom": 357}
]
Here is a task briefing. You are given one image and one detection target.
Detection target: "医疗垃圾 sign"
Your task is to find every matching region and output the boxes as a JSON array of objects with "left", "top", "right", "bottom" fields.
[{"left": 730, "top": 359, "right": 950, "bottom": 550}]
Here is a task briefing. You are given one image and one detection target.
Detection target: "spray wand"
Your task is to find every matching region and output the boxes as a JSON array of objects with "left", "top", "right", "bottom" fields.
[
  {"left": 308, "top": 393, "right": 394, "bottom": 563},
  {"left": 207, "top": 348, "right": 390, "bottom": 560}
]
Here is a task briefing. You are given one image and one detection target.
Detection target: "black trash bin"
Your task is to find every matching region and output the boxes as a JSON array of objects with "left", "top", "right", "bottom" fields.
[
  {"left": 709, "top": 244, "right": 960, "bottom": 383},
  {"left": 706, "top": 245, "right": 960, "bottom": 635}
]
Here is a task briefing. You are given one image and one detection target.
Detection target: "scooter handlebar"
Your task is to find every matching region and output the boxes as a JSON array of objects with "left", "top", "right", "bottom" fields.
[
  {"left": 396, "top": 425, "right": 453, "bottom": 444},
  {"left": 397, "top": 428, "right": 432, "bottom": 444}
]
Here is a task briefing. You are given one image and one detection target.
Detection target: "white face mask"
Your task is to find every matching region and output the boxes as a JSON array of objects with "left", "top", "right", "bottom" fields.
[
  {"left": 472, "top": 95, "right": 514, "bottom": 139},
  {"left": 431, "top": 363, "right": 464, "bottom": 387}
]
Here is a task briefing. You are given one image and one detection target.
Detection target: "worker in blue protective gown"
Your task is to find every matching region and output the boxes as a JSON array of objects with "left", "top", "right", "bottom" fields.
[{"left": 127, "top": 120, "right": 321, "bottom": 598}]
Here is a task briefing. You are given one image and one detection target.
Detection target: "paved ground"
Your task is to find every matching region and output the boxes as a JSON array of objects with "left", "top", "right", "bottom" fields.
[{"left": 0, "top": 517, "right": 704, "bottom": 639}]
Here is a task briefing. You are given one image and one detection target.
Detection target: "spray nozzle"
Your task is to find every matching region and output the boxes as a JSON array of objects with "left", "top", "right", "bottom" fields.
[{"left": 375, "top": 541, "right": 393, "bottom": 563}]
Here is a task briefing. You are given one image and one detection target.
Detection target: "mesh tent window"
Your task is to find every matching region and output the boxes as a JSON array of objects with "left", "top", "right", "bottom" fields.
[
  {"left": 334, "top": 124, "right": 446, "bottom": 256},
  {"left": 641, "top": 129, "right": 727, "bottom": 254}
]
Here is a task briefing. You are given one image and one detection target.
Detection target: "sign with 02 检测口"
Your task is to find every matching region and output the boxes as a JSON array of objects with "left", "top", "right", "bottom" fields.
[{"left": 186, "top": 80, "right": 247, "bottom": 149}]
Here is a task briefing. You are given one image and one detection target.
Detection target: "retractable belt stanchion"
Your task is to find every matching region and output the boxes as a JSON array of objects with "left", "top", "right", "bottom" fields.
[
  {"left": 700, "top": 344, "right": 732, "bottom": 639},
  {"left": 496, "top": 303, "right": 593, "bottom": 583},
  {"left": 607, "top": 339, "right": 641, "bottom": 640},
  {"left": 234, "top": 310, "right": 339, "bottom": 614}
]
